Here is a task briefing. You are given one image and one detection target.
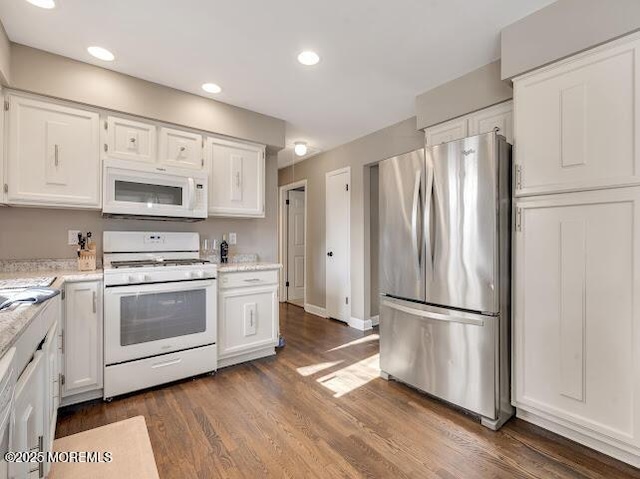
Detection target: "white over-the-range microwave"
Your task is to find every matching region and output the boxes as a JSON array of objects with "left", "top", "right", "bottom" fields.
[{"left": 102, "top": 159, "right": 208, "bottom": 221}]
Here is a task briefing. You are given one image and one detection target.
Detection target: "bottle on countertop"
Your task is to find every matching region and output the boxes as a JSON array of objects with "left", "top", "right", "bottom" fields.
[{"left": 220, "top": 234, "right": 229, "bottom": 264}]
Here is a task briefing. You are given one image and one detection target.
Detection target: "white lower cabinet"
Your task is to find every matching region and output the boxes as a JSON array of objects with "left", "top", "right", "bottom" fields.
[
  {"left": 62, "top": 281, "right": 103, "bottom": 401},
  {"left": 218, "top": 270, "right": 279, "bottom": 367},
  {"left": 12, "top": 351, "right": 45, "bottom": 479},
  {"left": 10, "top": 297, "right": 61, "bottom": 479},
  {"left": 514, "top": 187, "right": 640, "bottom": 466},
  {"left": 42, "top": 320, "right": 59, "bottom": 477}
]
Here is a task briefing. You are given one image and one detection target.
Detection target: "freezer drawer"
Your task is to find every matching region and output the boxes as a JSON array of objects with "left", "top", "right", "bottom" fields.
[{"left": 380, "top": 297, "right": 498, "bottom": 419}]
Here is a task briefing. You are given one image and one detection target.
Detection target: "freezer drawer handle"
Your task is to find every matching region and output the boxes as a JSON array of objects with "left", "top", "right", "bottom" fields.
[{"left": 382, "top": 300, "right": 485, "bottom": 327}]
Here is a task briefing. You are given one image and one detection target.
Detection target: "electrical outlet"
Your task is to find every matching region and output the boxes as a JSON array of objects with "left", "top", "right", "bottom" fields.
[
  {"left": 68, "top": 230, "right": 81, "bottom": 246},
  {"left": 229, "top": 232, "right": 237, "bottom": 245}
]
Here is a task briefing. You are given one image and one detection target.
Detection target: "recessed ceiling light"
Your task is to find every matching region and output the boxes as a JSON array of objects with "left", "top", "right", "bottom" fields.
[
  {"left": 202, "top": 83, "right": 222, "bottom": 94},
  {"left": 87, "top": 46, "right": 115, "bottom": 61},
  {"left": 297, "top": 51, "right": 320, "bottom": 66},
  {"left": 26, "top": 0, "right": 56, "bottom": 9},
  {"left": 294, "top": 142, "right": 308, "bottom": 157}
]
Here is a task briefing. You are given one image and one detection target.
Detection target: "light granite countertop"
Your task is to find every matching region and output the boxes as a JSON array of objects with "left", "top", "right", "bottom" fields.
[
  {"left": 217, "top": 262, "right": 282, "bottom": 273},
  {"left": 0, "top": 268, "right": 103, "bottom": 358}
]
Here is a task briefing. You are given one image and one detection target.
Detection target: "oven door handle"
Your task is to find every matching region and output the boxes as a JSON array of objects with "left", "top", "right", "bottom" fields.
[{"left": 104, "top": 278, "right": 216, "bottom": 294}]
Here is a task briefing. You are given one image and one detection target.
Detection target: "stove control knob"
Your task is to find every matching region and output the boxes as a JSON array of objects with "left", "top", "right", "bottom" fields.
[
  {"left": 142, "top": 274, "right": 151, "bottom": 282},
  {"left": 127, "top": 275, "right": 136, "bottom": 283},
  {"left": 191, "top": 271, "right": 205, "bottom": 279}
]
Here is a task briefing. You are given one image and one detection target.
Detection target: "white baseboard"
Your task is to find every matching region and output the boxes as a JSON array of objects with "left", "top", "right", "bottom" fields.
[
  {"left": 304, "top": 303, "right": 328, "bottom": 318},
  {"left": 517, "top": 407, "right": 640, "bottom": 468},
  {"left": 348, "top": 317, "right": 373, "bottom": 331},
  {"left": 370, "top": 315, "right": 379, "bottom": 327}
]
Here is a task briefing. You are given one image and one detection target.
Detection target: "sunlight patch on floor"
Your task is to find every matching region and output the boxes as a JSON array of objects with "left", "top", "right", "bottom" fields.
[
  {"left": 296, "top": 360, "right": 344, "bottom": 377},
  {"left": 326, "top": 334, "right": 379, "bottom": 352},
  {"left": 317, "top": 354, "right": 380, "bottom": 398}
]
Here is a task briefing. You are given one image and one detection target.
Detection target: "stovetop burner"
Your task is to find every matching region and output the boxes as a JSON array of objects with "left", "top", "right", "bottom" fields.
[{"left": 110, "top": 258, "right": 211, "bottom": 269}]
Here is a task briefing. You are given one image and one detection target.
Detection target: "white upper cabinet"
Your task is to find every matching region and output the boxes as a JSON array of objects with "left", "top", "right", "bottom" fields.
[
  {"left": 424, "top": 117, "right": 468, "bottom": 146},
  {"left": 513, "top": 34, "right": 640, "bottom": 196},
  {"left": 468, "top": 101, "right": 513, "bottom": 144},
  {"left": 7, "top": 95, "right": 101, "bottom": 208},
  {"left": 424, "top": 101, "right": 513, "bottom": 147},
  {"left": 513, "top": 187, "right": 640, "bottom": 452},
  {"left": 105, "top": 116, "right": 156, "bottom": 163},
  {"left": 207, "top": 137, "right": 265, "bottom": 217},
  {"left": 159, "top": 127, "right": 204, "bottom": 169}
]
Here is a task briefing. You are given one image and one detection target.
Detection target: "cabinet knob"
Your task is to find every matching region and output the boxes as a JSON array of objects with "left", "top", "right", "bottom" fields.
[{"left": 327, "top": 251, "right": 333, "bottom": 257}]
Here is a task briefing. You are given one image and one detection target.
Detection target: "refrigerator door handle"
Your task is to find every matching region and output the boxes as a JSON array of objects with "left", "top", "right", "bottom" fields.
[
  {"left": 424, "top": 159, "right": 435, "bottom": 271},
  {"left": 382, "top": 299, "right": 485, "bottom": 327},
  {"left": 411, "top": 171, "right": 422, "bottom": 271}
]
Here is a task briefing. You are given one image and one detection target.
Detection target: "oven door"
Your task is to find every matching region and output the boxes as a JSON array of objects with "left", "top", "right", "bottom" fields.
[
  {"left": 104, "top": 279, "right": 216, "bottom": 365},
  {"left": 102, "top": 159, "right": 207, "bottom": 219}
]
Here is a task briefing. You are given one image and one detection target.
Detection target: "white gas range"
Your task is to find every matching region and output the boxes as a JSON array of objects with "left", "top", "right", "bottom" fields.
[{"left": 102, "top": 231, "right": 217, "bottom": 399}]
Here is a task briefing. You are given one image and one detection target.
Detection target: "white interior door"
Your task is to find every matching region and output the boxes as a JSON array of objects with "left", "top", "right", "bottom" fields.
[
  {"left": 287, "top": 189, "right": 306, "bottom": 302},
  {"left": 325, "top": 168, "right": 350, "bottom": 322}
]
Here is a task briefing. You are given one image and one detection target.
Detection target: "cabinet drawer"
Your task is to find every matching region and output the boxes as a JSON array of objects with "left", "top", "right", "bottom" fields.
[
  {"left": 219, "top": 270, "right": 278, "bottom": 289},
  {"left": 104, "top": 344, "right": 217, "bottom": 398}
]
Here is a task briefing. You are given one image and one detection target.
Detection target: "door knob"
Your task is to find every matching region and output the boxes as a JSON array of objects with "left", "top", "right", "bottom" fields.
[{"left": 327, "top": 251, "right": 333, "bottom": 257}]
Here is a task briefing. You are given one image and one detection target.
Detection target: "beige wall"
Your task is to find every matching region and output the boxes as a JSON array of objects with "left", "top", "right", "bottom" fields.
[
  {"left": 0, "top": 154, "right": 279, "bottom": 262},
  {"left": 416, "top": 61, "right": 512, "bottom": 130},
  {"left": 0, "top": 22, "right": 10, "bottom": 85},
  {"left": 279, "top": 117, "right": 423, "bottom": 321},
  {"left": 501, "top": 0, "right": 640, "bottom": 79},
  {"left": 9, "top": 44, "right": 285, "bottom": 149}
]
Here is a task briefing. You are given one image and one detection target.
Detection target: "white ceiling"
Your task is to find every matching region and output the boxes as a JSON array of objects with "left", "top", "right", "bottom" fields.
[{"left": 0, "top": 0, "right": 554, "bottom": 168}]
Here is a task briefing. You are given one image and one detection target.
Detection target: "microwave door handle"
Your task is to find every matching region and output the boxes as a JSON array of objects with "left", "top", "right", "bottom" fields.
[{"left": 187, "top": 178, "right": 196, "bottom": 210}]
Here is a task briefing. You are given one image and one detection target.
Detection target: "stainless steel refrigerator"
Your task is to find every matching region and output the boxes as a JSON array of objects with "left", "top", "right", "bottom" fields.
[{"left": 378, "top": 131, "right": 513, "bottom": 430}]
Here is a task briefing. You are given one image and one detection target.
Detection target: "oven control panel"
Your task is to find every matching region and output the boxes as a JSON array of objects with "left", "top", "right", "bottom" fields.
[{"left": 104, "top": 265, "right": 217, "bottom": 287}]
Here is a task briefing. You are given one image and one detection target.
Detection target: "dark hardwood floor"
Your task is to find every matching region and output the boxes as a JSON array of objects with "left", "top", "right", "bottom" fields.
[{"left": 57, "top": 303, "right": 640, "bottom": 478}]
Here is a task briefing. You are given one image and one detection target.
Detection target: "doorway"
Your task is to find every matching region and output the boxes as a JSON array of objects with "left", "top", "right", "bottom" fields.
[
  {"left": 279, "top": 180, "right": 307, "bottom": 308},
  {"left": 325, "top": 167, "right": 351, "bottom": 323}
]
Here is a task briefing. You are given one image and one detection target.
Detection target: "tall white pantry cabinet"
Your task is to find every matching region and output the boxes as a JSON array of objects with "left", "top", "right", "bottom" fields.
[{"left": 512, "top": 32, "right": 640, "bottom": 466}]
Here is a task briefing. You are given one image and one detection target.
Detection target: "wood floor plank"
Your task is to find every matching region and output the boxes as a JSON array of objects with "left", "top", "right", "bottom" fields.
[{"left": 56, "top": 303, "right": 640, "bottom": 478}]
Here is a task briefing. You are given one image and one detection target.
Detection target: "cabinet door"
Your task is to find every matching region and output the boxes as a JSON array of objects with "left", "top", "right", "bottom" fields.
[
  {"left": 219, "top": 286, "right": 278, "bottom": 358},
  {"left": 468, "top": 101, "right": 513, "bottom": 144},
  {"left": 514, "top": 187, "right": 640, "bottom": 448},
  {"left": 42, "top": 320, "right": 58, "bottom": 461},
  {"left": 159, "top": 127, "right": 203, "bottom": 169},
  {"left": 207, "top": 138, "right": 265, "bottom": 217},
  {"left": 63, "top": 281, "right": 102, "bottom": 396},
  {"left": 105, "top": 116, "right": 156, "bottom": 163},
  {"left": 0, "top": 88, "right": 5, "bottom": 204},
  {"left": 12, "top": 351, "right": 45, "bottom": 479},
  {"left": 513, "top": 36, "right": 640, "bottom": 196},
  {"left": 424, "top": 117, "right": 467, "bottom": 146},
  {"left": 7, "top": 95, "right": 101, "bottom": 208}
]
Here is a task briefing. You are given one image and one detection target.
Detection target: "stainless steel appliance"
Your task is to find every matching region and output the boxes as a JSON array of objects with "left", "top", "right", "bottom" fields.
[
  {"left": 102, "top": 159, "right": 208, "bottom": 221},
  {"left": 379, "top": 131, "right": 513, "bottom": 429},
  {"left": 103, "top": 232, "right": 217, "bottom": 399}
]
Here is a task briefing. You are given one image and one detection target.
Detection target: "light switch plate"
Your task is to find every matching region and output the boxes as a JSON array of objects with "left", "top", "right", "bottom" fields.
[
  {"left": 229, "top": 232, "right": 237, "bottom": 245},
  {"left": 68, "top": 230, "right": 81, "bottom": 246}
]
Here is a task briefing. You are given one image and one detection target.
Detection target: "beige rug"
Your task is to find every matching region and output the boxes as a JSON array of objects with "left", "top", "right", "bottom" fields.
[{"left": 49, "top": 416, "right": 160, "bottom": 479}]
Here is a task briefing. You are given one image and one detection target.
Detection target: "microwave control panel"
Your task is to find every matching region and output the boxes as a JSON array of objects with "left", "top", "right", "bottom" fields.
[{"left": 195, "top": 183, "right": 206, "bottom": 209}]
